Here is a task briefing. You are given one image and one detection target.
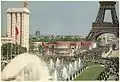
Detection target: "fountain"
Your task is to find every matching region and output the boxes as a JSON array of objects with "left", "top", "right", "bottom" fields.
[
  {"left": 1, "top": 53, "right": 50, "bottom": 81},
  {"left": 62, "top": 66, "right": 68, "bottom": 80},
  {"left": 50, "top": 58, "right": 54, "bottom": 70},
  {"left": 73, "top": 60, "right": 78, "bottom": 78},
  {"left": 66, "top": 64, "right": 69, "bottom": 72},
  {"left": 68, "top": 63, "right": 74, "bottom": 75},
  {"left": 74, "top": 60, "right": 78, "bottom": 71},
  {"left": 56, "top": 58, "right": 60, "bottom": 67},
  {"left": 53, "top": 69, "right": 58, "bottom": 80},
  {"left": 78, "top": 58, "right": 81, "bottom": 68}
]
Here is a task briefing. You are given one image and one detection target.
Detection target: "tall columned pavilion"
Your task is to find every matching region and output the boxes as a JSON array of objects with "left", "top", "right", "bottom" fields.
[{"left": 6, "top": 7, "right": 30, "bottom": 50}]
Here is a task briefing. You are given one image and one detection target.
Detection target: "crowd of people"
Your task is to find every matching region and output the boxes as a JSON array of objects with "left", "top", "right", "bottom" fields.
[
  {"left": 97, "top": 57, "right": 119, "bottom": 80},
  {"left": 41, "top": 44, "right": 119, "bottom": 81}
]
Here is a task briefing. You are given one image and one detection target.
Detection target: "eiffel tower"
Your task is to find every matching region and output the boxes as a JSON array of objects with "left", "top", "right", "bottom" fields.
[{"left": 86, "top": 1, "right": 119, "bottom": 41}]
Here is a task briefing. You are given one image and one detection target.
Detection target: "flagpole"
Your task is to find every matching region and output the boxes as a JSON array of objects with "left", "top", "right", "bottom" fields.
[
  {"left": 15, "top": 33, "right": 17, "bottom": 55},
  {"left": 15, "top": 24, "right": 17, "bottom": 55},
  {"left": 16, "top": 32, "right": 18, "bottom": 55},
  {"left": 10, "top": 43, "right": 12, "bottom": 60},
  {"left": 7, "top": 43, "right": 8, "bottom": 61},
  {"left": 15, "top": 22, "right": 19, "bottom": 55}
]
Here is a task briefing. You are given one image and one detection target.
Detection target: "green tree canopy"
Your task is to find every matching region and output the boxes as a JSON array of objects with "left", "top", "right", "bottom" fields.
[
  {"left": 38, "top": 45, "right": 44, "bottom": 53},
  {"left": 1, "top": 43, "right": 27, "bottom": 60}
]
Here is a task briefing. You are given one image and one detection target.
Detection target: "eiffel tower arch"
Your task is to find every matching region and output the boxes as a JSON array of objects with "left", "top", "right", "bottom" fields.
[{"left": 86, "top": 1, "right": 119, "bottom": 41}]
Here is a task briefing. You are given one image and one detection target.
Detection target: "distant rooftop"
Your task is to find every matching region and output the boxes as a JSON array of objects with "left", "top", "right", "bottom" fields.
[{"left": 6, "top": 8, "right": 30, "bottom": 14}]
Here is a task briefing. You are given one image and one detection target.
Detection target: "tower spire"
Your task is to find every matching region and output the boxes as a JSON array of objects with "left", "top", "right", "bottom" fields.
[{"left": 24, "top": 0, "right": 28, "bottom": 8}]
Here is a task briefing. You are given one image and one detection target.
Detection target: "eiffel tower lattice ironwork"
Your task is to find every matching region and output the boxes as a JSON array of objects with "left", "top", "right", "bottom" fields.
[{"left": 86, "top": 1, "right": 119, "bottom": 41}]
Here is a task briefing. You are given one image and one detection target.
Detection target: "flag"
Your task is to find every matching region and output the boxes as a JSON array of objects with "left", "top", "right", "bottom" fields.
[
  {"left": 42, "top": 42, "right": 48, "bottom": 50},
  {"left": 15, "top": 23, "right": 19, "bottom": 36},
  {"left": 42, "top": 42, "right": 45, "bottom": 47},
  {"left": 15, "top": 23, "right": 19, "bottom": 55},
  {"left": 42, "top": 42, "right": 46, "bottom": 48}
]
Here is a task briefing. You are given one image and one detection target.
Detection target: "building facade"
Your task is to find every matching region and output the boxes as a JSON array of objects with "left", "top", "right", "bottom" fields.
[
  {"left": 35, "top": 31, "right": 40, "bottom": 37},
  {"left": 48, "top": 41, "right": 94, "bottom": 55},
  {"left": 6, "top": 7, "right": 30, "bottom": 50},
  {"left": 48, "top": 41, "right": 81, "bottom": 55}
]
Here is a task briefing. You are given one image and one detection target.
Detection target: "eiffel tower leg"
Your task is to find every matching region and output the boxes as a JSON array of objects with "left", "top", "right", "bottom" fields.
[
  {"left": 111, "top": 6, "right": 119, "bottom": 24},
  {"left": 87, "top": 1, "right": 119, "bottom": 41},
  {"left": 86, "top": 32, "right": 95, "bottom": 41}
]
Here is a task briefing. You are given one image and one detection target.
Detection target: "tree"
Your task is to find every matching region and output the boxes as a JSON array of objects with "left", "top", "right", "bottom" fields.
[
  {"left": 38, "top": 45, "right": 44, "bottom": 53},
  {"left": 29, "top": 44, "right": 35, "bottom": 52},
  {"left": 1, "top": 43, "right": 27, "bottom": 60},
  {"left": 62, "top": 36, "right": 72, "bottom": 41}
]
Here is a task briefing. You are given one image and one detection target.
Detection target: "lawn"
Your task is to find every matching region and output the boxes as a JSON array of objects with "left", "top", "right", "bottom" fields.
[{"left": 74, "top": 65, "right": 105, "bottom": 80}]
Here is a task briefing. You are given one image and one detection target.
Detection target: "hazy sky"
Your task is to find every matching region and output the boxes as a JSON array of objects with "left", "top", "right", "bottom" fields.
[{"left": 1, "top": 1, "right": 119, "bottom": 36}]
